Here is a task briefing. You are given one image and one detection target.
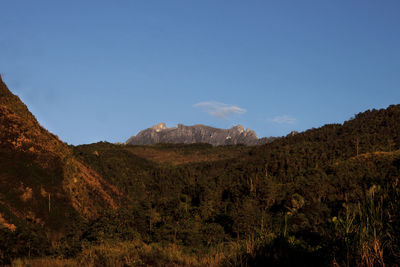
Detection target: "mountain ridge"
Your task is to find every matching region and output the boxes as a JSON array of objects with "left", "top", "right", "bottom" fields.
[
  {"left": 0, "top": 76, "right": 124, "bottom": 238},
  {"left": 126, "top": 123, "right": 275, "bottom": 146}
]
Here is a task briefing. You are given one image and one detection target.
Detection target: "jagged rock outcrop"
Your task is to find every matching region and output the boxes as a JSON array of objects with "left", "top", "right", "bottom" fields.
[{"left": 126, "top": 123, "right": 265, "bottom": 146}]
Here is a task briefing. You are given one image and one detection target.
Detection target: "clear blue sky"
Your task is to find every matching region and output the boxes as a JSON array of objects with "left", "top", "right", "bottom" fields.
[{"left": 1, "top": 1, "right": 399, "bottom": 145}]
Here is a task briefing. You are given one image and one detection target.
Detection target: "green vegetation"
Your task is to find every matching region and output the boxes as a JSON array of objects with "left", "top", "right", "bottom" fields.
[
  {"left": 2, "top": 77, "right": 400, "bottom": 266},
  {"left": 54, "top": 105, "right": 399, "bottom": 266}
]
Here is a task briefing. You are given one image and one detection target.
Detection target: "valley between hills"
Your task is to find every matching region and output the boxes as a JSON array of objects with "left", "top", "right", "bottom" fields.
[{"left": 1, "top": 75, "right": 400, "bottom": 266}]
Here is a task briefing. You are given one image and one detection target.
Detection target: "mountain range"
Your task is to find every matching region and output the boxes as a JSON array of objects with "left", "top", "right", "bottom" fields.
[{"left": 126, "top": 123, "right": 275, "bottom": 146}]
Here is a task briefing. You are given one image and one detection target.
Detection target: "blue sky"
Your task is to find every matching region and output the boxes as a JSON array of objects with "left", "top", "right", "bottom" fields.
[{"left": 1, "top": 1, "right": 400, "bottom": 145}]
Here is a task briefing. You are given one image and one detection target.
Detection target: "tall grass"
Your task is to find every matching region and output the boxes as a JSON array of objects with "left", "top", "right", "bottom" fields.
[
  {"left": 12, "top": 258, "right": 77, "bottom": 267},
  {"left": 13, "top": 240, "right": 244, "bottom": 267},
  {"left": 334, "top": 185, "right": 388, "bottom": 267}
]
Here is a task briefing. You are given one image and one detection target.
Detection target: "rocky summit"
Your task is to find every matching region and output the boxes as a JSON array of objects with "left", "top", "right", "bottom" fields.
[{"left": 125, "top": 123, "right": 265, "bottom": 146}]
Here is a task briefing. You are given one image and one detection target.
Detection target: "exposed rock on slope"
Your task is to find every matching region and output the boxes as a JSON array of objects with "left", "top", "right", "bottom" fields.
[{"left": 126, "top": 123, "right": 262, "bottom": 146}]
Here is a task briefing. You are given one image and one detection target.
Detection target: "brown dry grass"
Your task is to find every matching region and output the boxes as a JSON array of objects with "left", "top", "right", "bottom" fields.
[
  {"left": 360, "top": 238, "right": 385, "bottom": 267},
  {"left": 125, "top": 146, "right": 250, "bottom": 165},
  {"left": 12, "top": 258, "right": 77, "bottom": 267},
  {"left": 351, "top": 150, "right": 400, "bottom": 161},
  {"left": 63, "top": 159, "right": 124, "bottom": 219},
  {"left": 13, "top": 240, "right": 243, "bottom": 267}
]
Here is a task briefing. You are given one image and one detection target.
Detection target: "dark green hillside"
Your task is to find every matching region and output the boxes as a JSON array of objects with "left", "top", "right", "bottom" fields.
[
  {"left": 124, "top": 143, "right": 252, "bottom": 165},
  {"left": 252, "top": 105, "right": 400, "bottom": 182},
  {"left": 69, "top": 105, "right": 400, "bottom": 266},
  {"left": 2, "top": 75, "right": 400, "bottom": 266}
]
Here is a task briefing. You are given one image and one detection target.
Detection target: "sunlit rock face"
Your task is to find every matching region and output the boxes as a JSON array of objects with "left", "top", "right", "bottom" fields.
[{"left": 126, "top": 123, "right": 265, "bottom": 146}]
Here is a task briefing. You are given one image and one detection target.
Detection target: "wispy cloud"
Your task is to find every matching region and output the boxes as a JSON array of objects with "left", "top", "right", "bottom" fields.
[
  {"left": 269, "top": 115, "right": 296, "bottom": 124},
  {"left": 193, "top": 101, "right": 246, "bottom": 119}
]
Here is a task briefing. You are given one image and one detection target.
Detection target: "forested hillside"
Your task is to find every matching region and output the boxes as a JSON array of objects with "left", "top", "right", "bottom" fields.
[
  {"left": 1, "top": 75, "right": 400, "bottom": 266},
  {"left": 71, "top": 106, "right": 400, "bottom": 266},
  {"left": 0, "top": 76, "right": 124, "bottom": 264}
]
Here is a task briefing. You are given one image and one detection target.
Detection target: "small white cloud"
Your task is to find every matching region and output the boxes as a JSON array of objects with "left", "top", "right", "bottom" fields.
[
  {"left": 193, "top": 101, "right": 246, "bottom": 119},
  {"left": 269, "top": 115, "right": 296, "bottom": 124}
]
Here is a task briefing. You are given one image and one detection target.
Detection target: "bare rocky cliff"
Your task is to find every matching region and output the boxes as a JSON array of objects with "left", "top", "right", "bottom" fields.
[{"left": 126, "top": 123, "right": 271, "bottom": 146}]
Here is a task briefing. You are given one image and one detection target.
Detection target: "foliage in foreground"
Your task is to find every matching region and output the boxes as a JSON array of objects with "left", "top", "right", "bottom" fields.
[{"left": 3, "top": 104, "right": 400, "bottom": 266}]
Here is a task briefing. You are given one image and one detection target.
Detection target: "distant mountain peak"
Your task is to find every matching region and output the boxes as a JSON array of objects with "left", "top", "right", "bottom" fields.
[
  {"left": 125, "top": 123, "right": 272, "bottom": 146},
  {"left": 152, "top": 122, "right": 167, "bottom": 132}
]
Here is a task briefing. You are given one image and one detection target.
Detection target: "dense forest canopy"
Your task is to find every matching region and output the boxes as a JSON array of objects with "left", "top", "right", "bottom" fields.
[{"left": 1, "top": 76, "right": 400, "bottom": 266}]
